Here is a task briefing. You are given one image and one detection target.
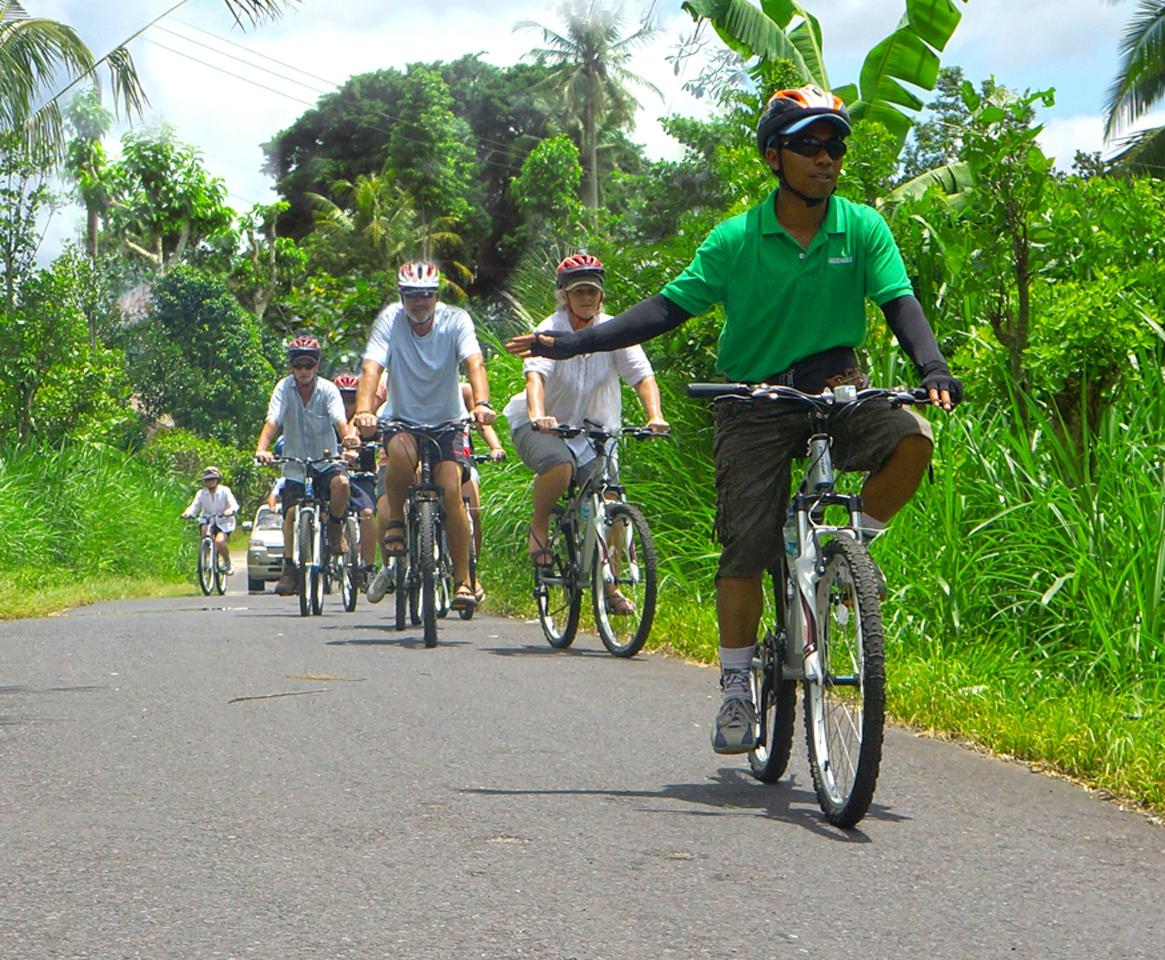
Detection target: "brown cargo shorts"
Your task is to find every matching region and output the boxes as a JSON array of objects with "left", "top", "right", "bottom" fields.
[{"left": 712, "top": 398, "right": 933, "bottom": 578}]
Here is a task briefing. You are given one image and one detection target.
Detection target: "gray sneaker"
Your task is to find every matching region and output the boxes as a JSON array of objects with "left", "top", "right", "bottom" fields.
[
  {"left": 711, "top": 667, "right": 758, "bottom": 756},
  {"left": 366, "top": 561, "right": 395, "bottom": 604}
]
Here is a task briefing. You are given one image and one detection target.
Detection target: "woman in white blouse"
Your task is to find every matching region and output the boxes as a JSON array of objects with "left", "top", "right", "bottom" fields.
[
  {"left": 502, "top": 254, "right": 669, "bottom": 614},
  {"left": 181, "top": 466, "right": 240, "bottom": 576}
]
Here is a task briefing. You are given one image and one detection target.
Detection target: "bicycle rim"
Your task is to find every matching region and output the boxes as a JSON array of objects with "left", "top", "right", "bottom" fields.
[
  {"left": 536, "top": 505, "right": 581, "bottom": 648},
  {"left": 591, "top": 502, "right": 656, "bottom": 658},
  {"left": 803, "top": 537, "right": 886, "bottom": 828},
  {"left": 197, "top": 538, "right": 213, "bottom": 595},
  {"left": 419, "top": 500, "right": 438, "bottom": 646}
]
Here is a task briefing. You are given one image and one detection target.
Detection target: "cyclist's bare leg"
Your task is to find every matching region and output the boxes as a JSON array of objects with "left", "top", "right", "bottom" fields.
[
  {"left": 436, "top": 460, "right": 471, "bottom": 585},
  {"left": 464, "top": 478, "right": 482, "bottom": 558},
  {"left": 327, "top": 472, "right": 351, "bottom": 516},
  {"left": 603, "top": 491, "right": 628, "bottom": 601},
  {"left": 281, "top": 504, "right": 297, "bottom": 559},
  {"left": 860, "top": 434, "right": 932, "bottom": 522},
  {"left": 530, "top": 462, "right": 571, "bottom": 558},
  {"left": 358, "top": 510, "right": 377, "bottom": 565},
  {"left": 716, "top": 573, "right": 765, "bottom": 648},
  {"left": 382, "top": 433, "right": 418, "bottom": 529},
  {"left": 213, "top": 529, "right": 230, "bottom": 568}
]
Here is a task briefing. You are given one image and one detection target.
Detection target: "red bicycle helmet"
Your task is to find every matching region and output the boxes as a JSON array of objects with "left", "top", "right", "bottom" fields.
[
  {"left": 555, "top": 253, "right": 605, "bottom": 291},
  {"left": 333, "top": 372, "right": 360, "bottom": 393},
  {"left": 286, "top": 335, "right": 321, "bottom": 363},
  {"left": 756, "top": 84, "right": 851, "bottom": 156}
]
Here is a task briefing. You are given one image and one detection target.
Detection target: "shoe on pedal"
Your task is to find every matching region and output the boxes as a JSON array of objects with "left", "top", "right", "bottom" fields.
[
  {"left": 711, "top": 693, "right": 758, "bottom": 755},
  {"left": 274, "top": 563, "right": 297, "bottom": 596},
  {"left": 366, "top": 562, "right": 395, "bottom": 604}
]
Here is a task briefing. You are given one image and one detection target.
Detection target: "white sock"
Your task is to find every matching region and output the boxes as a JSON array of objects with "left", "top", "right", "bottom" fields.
[{"left": 719, "top": 645, "right": 755, "bottom": 698}]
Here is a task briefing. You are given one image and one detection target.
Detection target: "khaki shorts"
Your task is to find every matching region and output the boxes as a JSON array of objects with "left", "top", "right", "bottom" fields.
[
  {"left": 511, "top": 423, "right": 617, "bottom": 486},
  {"left": 712, "top": 399, "right": 933, "bottom": 578}
]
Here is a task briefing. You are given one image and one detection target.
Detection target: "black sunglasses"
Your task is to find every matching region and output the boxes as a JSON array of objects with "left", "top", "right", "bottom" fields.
[
  {"left": 782, "top": 136, "right": 848, "bottom": 160},
  {"left": 402, "top": 290, "right": 436, "bottom": 301},
  {"left": 291, "top": 360, "right": 318, "bottom": 370}
]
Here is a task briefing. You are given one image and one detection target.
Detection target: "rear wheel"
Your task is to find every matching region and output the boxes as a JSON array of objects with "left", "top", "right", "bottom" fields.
[
  {"left": 434, "top": 519, "right": 453, "bottom": 620},
  {"left": 535, "top": 505, "right": 581, "bottom": 649},
  {"left": 749, "top": 563, "right": 797, "bottom": 783},
  {"left": 247, "top": 577, "right": 265, "bottom": 593},
  {"left": 591, "top": 502, "right": 656, "bottom": 658},
  {"left": 804, "top": 537, "right": 886, "bottom": 828},
  {"left": 461, "top": 506, "right": 478, "bottom": 621},
  {"left": 197, "top": 537, "right": 214, "bottom": 595},
  {"left": 419, "top": 500, "right": 439, "bottom": 647},
  {"left": 311, "top": 518, "right": 326, "bottom": 615}
]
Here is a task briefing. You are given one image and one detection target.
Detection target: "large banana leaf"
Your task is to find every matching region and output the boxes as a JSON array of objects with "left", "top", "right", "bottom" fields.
[
  {"left": 882, "top": 160, "right": 972, "bottom": 211},
  {"left": 681, "top": 0, "right": 826, "bottom": 87},
  {"left": 685, "top": 0, "right": 969, "bottom": 156},
  {"left": 837, "top": 0, "right": 968, "bottom": 148}
]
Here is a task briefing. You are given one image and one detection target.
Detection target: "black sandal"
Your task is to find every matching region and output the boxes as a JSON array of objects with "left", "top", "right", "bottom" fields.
[
  {"left": 527, "top": 526, "right": 554, "bottom": 570},
  {"left": 382, "top": 519, "right": 406, "bottom": 558}
]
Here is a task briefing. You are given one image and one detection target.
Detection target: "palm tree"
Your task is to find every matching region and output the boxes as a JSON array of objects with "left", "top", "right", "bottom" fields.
[
  {"left": 308, "top": 171, "right": 419, "bottom": 272},
  {"left": 1, "top": 0, "right": 293, "bottom": 158},
  {"left": 516, "top": 0, "right": 660, "bottom": 210},
  {"left": 1104, "top": 1, "right": 1165, "bottom": 173}
]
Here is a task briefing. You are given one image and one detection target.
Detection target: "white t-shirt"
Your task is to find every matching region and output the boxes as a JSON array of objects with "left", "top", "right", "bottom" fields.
[
  {"left": 363, "top": 302, "right": 480, "bottom": 425},
  {"left": 503, "top": 309, "right": 655, "bottom": 465},
  {"left": 184, "top": 486, "right": 240, "bottom": 532},
  {"left": 266, "top": 376, "right": 347, "bottom": 481}
]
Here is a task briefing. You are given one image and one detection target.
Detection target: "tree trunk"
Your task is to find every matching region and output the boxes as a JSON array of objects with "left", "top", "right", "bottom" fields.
[{"left": 583, "top": 102, "right": 599, "bottom": 213}]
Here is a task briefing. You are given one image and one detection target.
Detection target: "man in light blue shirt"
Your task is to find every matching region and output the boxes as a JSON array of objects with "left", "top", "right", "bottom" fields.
[{"left": 353, "top": 261, "right": 496, "bottom": 612}]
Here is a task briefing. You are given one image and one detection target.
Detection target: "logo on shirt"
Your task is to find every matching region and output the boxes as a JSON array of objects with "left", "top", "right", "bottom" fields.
[{"left": 829, "top": 255, "right": 854, "bottom": 265}]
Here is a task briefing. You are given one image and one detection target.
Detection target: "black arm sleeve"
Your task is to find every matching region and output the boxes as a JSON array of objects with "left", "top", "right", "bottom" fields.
[
  {"left": 569, "top": 294, "right": 692, "bottom": 354},
  {"left": 880, "top": 295, "right": 949, "bottom": 376}
]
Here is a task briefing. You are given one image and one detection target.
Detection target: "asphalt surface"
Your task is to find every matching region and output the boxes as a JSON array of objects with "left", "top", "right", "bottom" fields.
[{"left": 2, "top": 580, "right": 1163, "bottom": 960}]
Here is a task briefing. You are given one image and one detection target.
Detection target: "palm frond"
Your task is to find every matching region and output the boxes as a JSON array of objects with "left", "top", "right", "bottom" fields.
[{"left": 1103, "top": 1, "right": 1165, "bottom": 138}]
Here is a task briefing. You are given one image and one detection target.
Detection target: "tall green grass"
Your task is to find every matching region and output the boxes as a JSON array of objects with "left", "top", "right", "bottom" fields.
[
  {"left": 0, "top": 441, "right": 195, "bottom": 614},
  {"left": 474, "top": 335, "right": 1165, "bottom": 811}
]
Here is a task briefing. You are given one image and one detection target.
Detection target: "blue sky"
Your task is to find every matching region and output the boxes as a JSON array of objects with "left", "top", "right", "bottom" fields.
[{"left": 31, "top": 0, "right": 1150, "bottom": 256}]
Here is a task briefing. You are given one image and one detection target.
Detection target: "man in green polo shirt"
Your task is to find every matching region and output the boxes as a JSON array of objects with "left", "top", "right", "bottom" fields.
[{"left": 506, "top": 83, "right": 962, "bottom": 756}]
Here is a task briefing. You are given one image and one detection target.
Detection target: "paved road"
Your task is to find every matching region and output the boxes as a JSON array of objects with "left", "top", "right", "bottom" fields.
[{"left": 2, "top": 583, "right": 1162, "bottom": 960}]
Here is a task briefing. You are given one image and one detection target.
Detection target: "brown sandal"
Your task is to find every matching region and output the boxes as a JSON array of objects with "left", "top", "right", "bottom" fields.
[
  {"left": 604, "top": 589, "right": 636, "bottom": 616},
  {"left": 451, "top": 580, "right": 478, "bottom": 611}
]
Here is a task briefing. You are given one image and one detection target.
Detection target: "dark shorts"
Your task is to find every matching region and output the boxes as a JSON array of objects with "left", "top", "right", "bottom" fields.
[
  {"left": 282, "top": 463, "right": 348, "bottom": 513},
  {"left": 712, "top": 398, "right": 933, "bottom": 578},
  {"left": 206, "top": 524, "right": 232, "bottom": 541},
  {"left": 350, "top": 474, "right": 376, "bottom": 514},
  {"left": 383, "top": 427, "right": 470, "bottom": 487}
]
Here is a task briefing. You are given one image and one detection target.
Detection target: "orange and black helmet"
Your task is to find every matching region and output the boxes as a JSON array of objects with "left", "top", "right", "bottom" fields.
[{"left": 756, "top": 84, "right": 851, "bottom": 156}]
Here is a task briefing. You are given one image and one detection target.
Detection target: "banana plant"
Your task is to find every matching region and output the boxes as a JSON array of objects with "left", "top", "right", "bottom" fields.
[{"left": 682, "top": 0, "right": 970, "bottom": 153}]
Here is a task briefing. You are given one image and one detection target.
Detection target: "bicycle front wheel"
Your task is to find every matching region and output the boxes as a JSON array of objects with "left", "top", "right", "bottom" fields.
[
  {"left": 803, "top": 536, "right": 886, "bottom": 828},
  {"left": 591, "top": 502, "right": 657, "bottom": 658},
  {"left": 297, "top": 511, "right": 314, "bottom": 618},
  {"left": 197, "top": 537, "right": 214, "bottom": 595},
  {"left": 535, "top": 505, "right": 581, "bottom": 649},
  {"left": 341, "top": 517, "right": 359, "bottom": 612},
  {"left": 418, "top": 500, "right": 439, "bottom": 647},
  {"left": 394, "top": 556, "right": 408, "bottom": 631}
]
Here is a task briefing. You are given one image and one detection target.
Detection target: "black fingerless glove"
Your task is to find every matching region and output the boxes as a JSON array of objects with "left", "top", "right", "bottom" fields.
[
  {"left": 919, "top": 362, "right": 965, "bottom": 406},
  {"left": 530, "top": 328, "right": 585, "bottom": 359}
]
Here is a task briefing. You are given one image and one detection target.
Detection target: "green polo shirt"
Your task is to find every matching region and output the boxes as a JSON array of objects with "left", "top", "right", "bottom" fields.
[{"left": 661, "top": 190, "right": 914, "bottom": 382}]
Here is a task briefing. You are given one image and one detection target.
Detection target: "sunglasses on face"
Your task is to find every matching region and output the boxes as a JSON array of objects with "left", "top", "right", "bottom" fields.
[
  {"left": 291, "top": 360, "right": 318, "bottom": 371},
  {"left": 782, "top": 137, "right": 848, "bottom": 160},
  {"left": 402, "top": 290, "right": 436, "bottom": 301}
]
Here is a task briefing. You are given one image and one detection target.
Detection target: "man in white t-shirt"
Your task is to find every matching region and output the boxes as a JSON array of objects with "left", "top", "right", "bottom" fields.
[
  {"left": 255, "top": 336, "right": 358, "bottom": 596},
  {"left": 502, "top": 254, "right": 668, "bottom": 613},
  {"left": 353, "top": 261, "right": 497, "bottom": 612}
]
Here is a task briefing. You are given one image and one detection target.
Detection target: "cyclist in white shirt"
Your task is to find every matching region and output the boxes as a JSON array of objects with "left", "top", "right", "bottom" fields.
[
  {"left": 180, "top": 466, "right": 240, "bottom": 575},
  {"left": 353, "top": 261, "right": 496, "bottom": 612},
  {"left": 503, "top": 254, "right": 668, "bottom": 613}
]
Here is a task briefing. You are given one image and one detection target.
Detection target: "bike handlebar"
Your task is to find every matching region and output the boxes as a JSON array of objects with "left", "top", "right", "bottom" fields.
[
  {"left": 532, "top": 422, "right": 669, "bottom": 441},
  {"left": 374, "top": 416, "right": 472, "bottom": 440},
  {"left": 686, "top": 382, "right": 928, "bottom": 409}
]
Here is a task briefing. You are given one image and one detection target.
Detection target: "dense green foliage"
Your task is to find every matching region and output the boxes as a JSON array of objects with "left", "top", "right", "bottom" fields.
[{"left": 0, "top": 440, "right": 193, "bottom": 604}]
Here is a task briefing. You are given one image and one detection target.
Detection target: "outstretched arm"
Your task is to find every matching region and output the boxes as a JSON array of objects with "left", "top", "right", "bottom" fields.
[{"left": 506, "top": 294, "right": 692, "bottom": 359}]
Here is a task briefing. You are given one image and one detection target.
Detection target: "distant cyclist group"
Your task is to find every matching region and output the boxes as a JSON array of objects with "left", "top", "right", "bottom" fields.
[{"left": 181, "top": 85, "right": 962, "bottom": 810}]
